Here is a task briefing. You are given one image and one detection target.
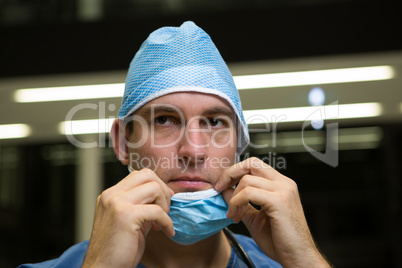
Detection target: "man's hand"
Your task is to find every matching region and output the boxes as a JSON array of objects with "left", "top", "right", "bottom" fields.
[
  {"left": 82, "top": 168, "right": 175, "bottom": 268},
  {"left": 216, "top": 157, "right": 330, "bottom": 268}
]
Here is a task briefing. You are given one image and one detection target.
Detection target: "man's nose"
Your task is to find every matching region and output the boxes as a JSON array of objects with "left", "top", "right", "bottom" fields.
[{"left": 177, "top": 119, "right": 209, "bottom": 163}]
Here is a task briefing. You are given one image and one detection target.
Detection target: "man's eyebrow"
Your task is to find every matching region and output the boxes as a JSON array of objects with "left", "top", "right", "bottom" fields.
[
  {"left": 137, "top": 105, "right": 235, "bottom": 119},
  {"left": 137, "top": 105, "right": 180, "bottom": 117},
  {"left": 202, "top": 107, "right": 235, "bottom": 118}
]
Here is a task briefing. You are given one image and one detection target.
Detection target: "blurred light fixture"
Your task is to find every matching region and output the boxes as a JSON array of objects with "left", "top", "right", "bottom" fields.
[
  {"left": 308, "top": 87, "right": 326, "bottom": 130},
  {"left": 251, "top": 126, "right": 383, "bottom": 153},
  {"left": 244, "top": 102, "right": 382, "bottom": 124},
  {"left": 308, "top": 87, "right": 325, "bottom": 106},
  {"left": 311, "top": 119, "right": 324, "bottom": 130},
  {"left": 14, "top": 66, "right": 394, "bottom": 103},
  {"left": 234, "top": 65, "right": 394, "bottom": 90},
  {"left": 0, "top": 124, "right": 31, "bottom": 139},
  {"left": 59, "top": 118, "right": 114, "bottom": 135},
  {"left": 14, "top": 83, "right": 124, "bottom": 103}
]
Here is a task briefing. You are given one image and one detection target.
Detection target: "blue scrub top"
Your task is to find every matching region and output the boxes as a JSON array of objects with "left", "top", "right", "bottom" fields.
[{"left": 18, "top": 233, "right": 282, "bottom": 268}]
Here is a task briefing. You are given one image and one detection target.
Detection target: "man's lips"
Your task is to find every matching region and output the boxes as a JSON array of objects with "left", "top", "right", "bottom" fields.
[{"left": 169, "top": 176, "right": 211, "bottom": 191}]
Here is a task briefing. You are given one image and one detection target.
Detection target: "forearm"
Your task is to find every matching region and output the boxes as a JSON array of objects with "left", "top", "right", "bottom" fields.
[{"left": 279, "top": 242, "right": 332, "bottom": 268}]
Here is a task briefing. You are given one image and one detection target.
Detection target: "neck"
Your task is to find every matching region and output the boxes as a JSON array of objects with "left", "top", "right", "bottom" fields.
[{"left": 141, "top": 229, "right": 231, "bottom": 267}]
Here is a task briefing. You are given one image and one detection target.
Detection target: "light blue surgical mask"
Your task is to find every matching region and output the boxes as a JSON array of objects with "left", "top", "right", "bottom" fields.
[{"left": 168, "top": 189, "right": 233, "bottom": 245}]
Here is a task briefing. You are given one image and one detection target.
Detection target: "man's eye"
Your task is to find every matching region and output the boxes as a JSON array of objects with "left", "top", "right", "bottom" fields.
[
  {"left": 208, "top": 118, "right": 223, "bottom": 127},
  {"left": 154, "top": 116, "right": 172, "bottom": 125}
]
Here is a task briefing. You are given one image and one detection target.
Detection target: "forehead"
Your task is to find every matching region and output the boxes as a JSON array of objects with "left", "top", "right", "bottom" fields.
[{"left": 135, "top": 92, "right": 235, "bottom": 117}]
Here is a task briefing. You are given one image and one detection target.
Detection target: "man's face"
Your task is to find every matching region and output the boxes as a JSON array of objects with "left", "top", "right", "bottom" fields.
[{"left": 125, "top": 92, "right": 237, "bottom": 193}]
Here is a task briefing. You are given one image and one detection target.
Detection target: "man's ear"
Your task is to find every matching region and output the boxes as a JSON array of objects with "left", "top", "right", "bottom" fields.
[{"left": 111, "top": 119, "right": 129, "bottom": 165}]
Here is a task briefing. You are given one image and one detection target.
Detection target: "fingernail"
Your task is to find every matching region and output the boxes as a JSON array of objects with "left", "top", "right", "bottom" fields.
[
  {"left": 226, "top": 210, "right": 233, "bottom": 219},
  {"left": 233, "top": 217, "right": 241, "bottom": 223},
  {"left": 169, "top": 228, "right": 175, "bottom": 237}
]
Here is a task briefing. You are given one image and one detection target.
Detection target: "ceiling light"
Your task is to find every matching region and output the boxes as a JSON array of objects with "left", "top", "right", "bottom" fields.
[
  {"left": 59, "top": 118, "right": 114, "bottom": 135},
  {"left": 234, "top": 65, "right": 394, "bottom": 90},
  {"left": 0, "top": 124, "right": 31, "bottom": 139},
  {"left": 308, "top": 87, "right": 325, "bottom": 106},
  {"left": 14, "top": 66, "right": 394, "bottom": 103},
  {"left": 251, "top": 126, "right": 383, "bottom": 153},
  {"left": 244, "top": 102, "right": 382, "bottom": 124},
  {"left": 14, "top": 83, "right": 124, "bottom": 103}
]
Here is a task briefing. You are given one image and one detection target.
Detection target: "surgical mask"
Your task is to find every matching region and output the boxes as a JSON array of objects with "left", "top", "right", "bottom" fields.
[{"left": 168, "top": 188, "right": 233, "bottom": 245}]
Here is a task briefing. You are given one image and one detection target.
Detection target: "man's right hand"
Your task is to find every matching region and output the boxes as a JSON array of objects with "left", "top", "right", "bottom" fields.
[{"left": 82, "top": 168, "right": 175, "bottom": 268}]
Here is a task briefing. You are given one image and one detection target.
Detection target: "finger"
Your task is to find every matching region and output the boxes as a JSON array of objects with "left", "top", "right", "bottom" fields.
[
  {"left": 117, "top": 168, "right": 158, "bottom": 191},
  {"left": 232, "top": 175, "right": 275, "bottom": 197},
  {"left": 216, "top": 157, "right": 282, "bottom": 192},
  {"left": 228, "top": 202, "right": 257, "bottom": 223},
  {"left": 222, "top": 187, "right": 234, "bottom": 205},
  {"left": 151, "top": 222, "right": 162, "bottom": 231},
  {"left": 113, "top": 168, "right": 172, "bottom": 207},
  {"left": 227, "top": 187, "right": 273, "bottom": 220},
  {"left": 118, "top": 182, "right": 171, "bottom": 213},
  {"left": 132, "top": 204, "right": 175, "bottom": 237}
]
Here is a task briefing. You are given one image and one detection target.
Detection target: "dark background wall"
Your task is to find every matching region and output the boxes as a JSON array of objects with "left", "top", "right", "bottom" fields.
[{"left": 1, "top": 0, "right": 401, "bottom": 77}]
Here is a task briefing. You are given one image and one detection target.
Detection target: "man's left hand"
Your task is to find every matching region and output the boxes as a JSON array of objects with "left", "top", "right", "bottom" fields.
[{"left": 215, "top": 157, "right": 331, "bottom": 268}]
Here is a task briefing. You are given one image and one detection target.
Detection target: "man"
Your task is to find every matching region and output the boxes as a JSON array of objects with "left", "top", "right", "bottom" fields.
[{"left": 20, "top": 21, "right": 331, "bottom": 267}]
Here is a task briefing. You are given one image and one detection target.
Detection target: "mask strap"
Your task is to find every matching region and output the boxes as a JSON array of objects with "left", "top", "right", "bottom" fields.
[
  {"left": 236, "top": 117, "right": 242, "bottom": 163},
  {"left": 127, "top": 165, "right": 135, "bottom": 173}
]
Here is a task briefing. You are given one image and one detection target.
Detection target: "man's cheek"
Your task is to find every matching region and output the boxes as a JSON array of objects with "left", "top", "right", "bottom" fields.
[
  {"left": 220, "top": 156, "right": 233, "bottom": 169},
  {"left": 211, "top": 128, "right": 236, "bottom": 148}
]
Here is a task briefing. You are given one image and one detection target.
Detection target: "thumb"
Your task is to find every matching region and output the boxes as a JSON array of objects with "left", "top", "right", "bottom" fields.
[{"left": 221, "top": 188, "right": 234, "bottom": 205}]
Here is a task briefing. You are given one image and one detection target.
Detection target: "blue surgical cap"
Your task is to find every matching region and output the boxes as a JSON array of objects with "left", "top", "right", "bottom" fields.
[{"left": 118, "top": 21, "right": 249, "bottom": 154}]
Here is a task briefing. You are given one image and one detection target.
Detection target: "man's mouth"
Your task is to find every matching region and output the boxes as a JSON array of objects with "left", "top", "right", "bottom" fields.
[{"left": 169, "top": 176, "right": 211, "bottom": 192}]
